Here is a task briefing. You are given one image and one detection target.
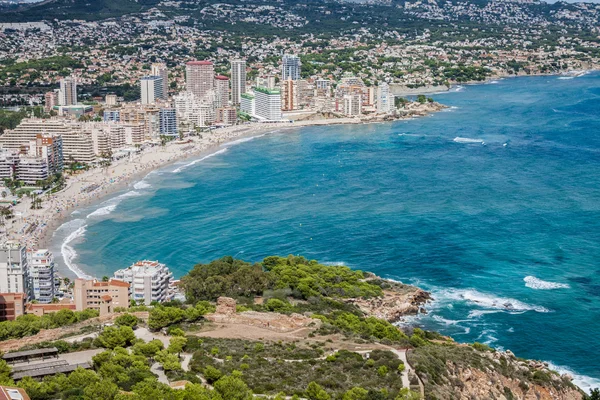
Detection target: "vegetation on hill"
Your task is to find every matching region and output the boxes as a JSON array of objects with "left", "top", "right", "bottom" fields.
[
  {"left": 0, "top": 308, "right": 99, "bottom": 342},
  {"left": 0, "top": 56, "right": 83, "bottom": 83}
]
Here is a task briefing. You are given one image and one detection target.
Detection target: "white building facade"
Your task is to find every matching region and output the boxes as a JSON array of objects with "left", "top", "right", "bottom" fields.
[{"left": 113, "top": 260, "right": 173, "bottom": 305}]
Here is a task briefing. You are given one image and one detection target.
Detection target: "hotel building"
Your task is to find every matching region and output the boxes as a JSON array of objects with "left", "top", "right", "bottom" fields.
[
  {"left": 186, "top": 61, "right": 214, "bottom": 100},
  {"left": 113, "top": 260, "right": 173, "bottom": 305}
]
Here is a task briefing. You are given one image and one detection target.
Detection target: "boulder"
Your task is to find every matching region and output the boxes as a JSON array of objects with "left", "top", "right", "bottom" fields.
[{"left": 215, "top": 297, "right": 237, "bottom": 315}]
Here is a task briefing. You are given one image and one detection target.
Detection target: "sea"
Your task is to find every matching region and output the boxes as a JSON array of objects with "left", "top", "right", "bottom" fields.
[{"left": 50, "top": 72, "right": 600, "bottom": 392}]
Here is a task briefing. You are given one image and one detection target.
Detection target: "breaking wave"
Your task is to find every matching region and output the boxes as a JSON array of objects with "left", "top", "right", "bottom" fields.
[
  {"left": 440, "top": 288, "right": 550, "bottom": 314},
  {"left": 87, "top": 204, "right": 117, "bottom": 218},
  {"left": 172, "top": 148, "right": 229, "bottom": 173},
  {"left": 133, "top": 180, "right": 152, "bottom": 190},
  {"left": 222, "top": 134, "right": 265, "bottom": 147},
  {"left": 546, "top": 361, "right": 600, "bottom": 395},
  {"left": 524, "top": 276, "right": 570, "bottom": 290},
  {"left": 453, "top": 137, "right": 485, "bottom": 144},
  {"left": 59, "top": 220, "right": 92, "bottom": 279}
]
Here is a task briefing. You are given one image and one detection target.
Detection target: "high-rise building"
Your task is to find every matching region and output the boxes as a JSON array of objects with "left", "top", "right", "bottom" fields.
[
  {"left": 151, "top": 63, "right": 169, "bottom": 100},
  {"left": 0, "top": 242, "right": 31, "bottom": 299},
  {"left": 58, "top": 77, "right": 77, "bottom": 106},
  {"left": 44, "top": 91, "right": 59, "bottom": 113},
  {"left": 281, "top": 55, "right": 301, "bottom": 81},
  {"left": 140, "top": 76, "right": 164, "bottom": 105},
  {"left": 343, "top": 94, "right": 362, "bottom": 116},
  {"left": 216, "top": 107, "right": 237, "bottom": 125},
  {"left": 0, "top": 293, "right": 25, "bottom": 322},
  {"left": 29, "top": 249, "right": 56, "bottom": 304},
  {"left": 186, "top": 61, "right": 214, "bottom": 100},
  {"left": 214, "top": 75, "right": 230, "bottom": 108},
  {"left": 104, "top": 110, "right": 121, "bottom": 123},
  {"left": 113, "top": 260, "right": 173, "bottom": 305},
  {"left": 230, "top": 59, "right": 246, "bottom": 106},
  {"left": 74, "top": 278, "right": 129, "bottom": 316},
  {"left": 281, "top": 79, "right": 297, "bottom": 111},
  {"left": 159, "top": 108, "right": 178, "bottom": 136},
  {"left": 240, "top": 93, "right": 255, "bottom": 117},
  {"left": 254, "top": 87, "right": 282, "bottom": 121},
  {"left": 377, "top": 82, "right": 391, "bottom": 113}
]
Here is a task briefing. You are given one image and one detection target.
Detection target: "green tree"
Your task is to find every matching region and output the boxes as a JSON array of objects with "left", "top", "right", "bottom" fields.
[
  {"left": 213, "top": 375, "right": 253, "bottom": 400},
  {"left": 203, "top": 365, "right": 223, "bottom": 384},
  {"left": 83, "top": 381, "right": 119, "bottom": 400},
  {"left": 95, "top": 326, "right": 136, "bottom": 349},
  {"left": 343, "top": 387, "right": 369, "bottom": 400},
  {"left": 306, "top": 382, "right": 331, "bottom": 400},
  {"left": 115, "top": 313, "right": 139, "bottom": 328},
  {"left": 167, "top": 336, "right": 187, "bottom": 356},
  {"left": 395, "top": 388, "right": 421, "bottom": 400}
]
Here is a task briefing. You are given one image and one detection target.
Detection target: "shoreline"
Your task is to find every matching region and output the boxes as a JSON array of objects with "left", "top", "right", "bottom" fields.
[{"left": 25, "top": 110, "right": 443, "bottom": 279}]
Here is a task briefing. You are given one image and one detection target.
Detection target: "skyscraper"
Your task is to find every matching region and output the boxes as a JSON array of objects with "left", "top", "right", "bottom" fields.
[
  {"left": 214, "top": 75, "right": 230, "bottom": 108},
  {"left": 281, "top": 55, "right": 301, "bottom": 81},
  {"left": 377, "top": 82, "right": 391, "bottom": 113},
  {"left": 140, "top": 76, "right": 164, "bottom": 105},
  {"left": 151, "top": 63, "right": 169, "bottom": 100},
  {"left": 58, "top": 77, "right": 77, "bottom": 106},
  {"left": 230, "top": 59, "right": 247, "bottom": 106},
  {"left": 186, "top": 61, "right": 214, "bottom": 100}
]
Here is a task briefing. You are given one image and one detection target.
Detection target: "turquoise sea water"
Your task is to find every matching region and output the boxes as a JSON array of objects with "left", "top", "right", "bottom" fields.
[{"left": 51, "top": 72, "right": 600, "bottom": 391}]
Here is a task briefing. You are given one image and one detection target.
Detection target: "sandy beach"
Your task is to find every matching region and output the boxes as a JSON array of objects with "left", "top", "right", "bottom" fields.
[{"left": 4, "top": 117, "right": 372, "bottom": 264}]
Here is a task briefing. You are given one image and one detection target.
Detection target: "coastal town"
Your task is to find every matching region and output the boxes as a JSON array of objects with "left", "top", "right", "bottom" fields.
[{"left": 0, "top": 0, "right": 596, "bottom": 398}]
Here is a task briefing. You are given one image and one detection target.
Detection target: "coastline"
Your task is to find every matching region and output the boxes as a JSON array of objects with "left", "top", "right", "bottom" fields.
[{"left": 21, "top": 109, "right": 443, "bottom": 279}]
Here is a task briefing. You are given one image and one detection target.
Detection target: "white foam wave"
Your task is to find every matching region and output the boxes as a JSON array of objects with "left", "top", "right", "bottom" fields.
[
  {"left": 442, "top": 288, "right": 550, "bottom": 313},
  {"left": 87, "top": 204, "right": 117, "bottom": 218},
  {"left": 172, "top": 148, "right": 228, "bottom": 173},
  {"left": 115, "top": 190, "right": 142, "bottom": 199},
  {"left": 133, "top": 180, "right": 152, "bottom": 190},
  {"left": 524, "top": 276, "right": 570, "bottom": 290},
  {"left": 441, "top": 106, "right": 459, "bottom": 113},
  {"left": 222, "top": 134, "right": 265, "bottom": 147},
  {"left": 453, "top": 137, "right": 485, "bottom": 144},
  {"left": 322, "top": 261, "right": 347, "bottom": 266},
  {"left": 557, "top": 76, "right": 574, "bottom": 80},
  {"left": 488, "top": 80, "right": 500, "bottom": 84},
  {"left": 60, "top": 222, "right": 92, "bottom": 279},
  {"left": 453, "top": 85, "right": 465, "bottom": 92},
  {"left": 546, "top": 361, "right": 600, "bottom": 394}
]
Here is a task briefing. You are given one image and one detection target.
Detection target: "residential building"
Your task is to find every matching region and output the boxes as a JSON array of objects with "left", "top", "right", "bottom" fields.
[
  {"left": 186, "top": 61, "right": 214, "bottom": 100},
  {"left": 140, "top": 76, "right": 164, "bottom": 105},
  {"left": 216, "top": 107, "right": 237, "bottom": 125},
  {"left": 256, "top": 75, "right": 276, "bottom": 90},
  {"left": 174, "top": 91, "right": 215, "bottom": 128},
  {"left": 27, "top": 134, "right": 63, "bottom": 175},
  {"left": 58, "top": 76, "right": 77, "bottom": 106},
  {"left": 315, "top": 79, "right": 331, "bottom": 97},
  {"left": 240, "top": 93, "right": 255, "bottom": 117},
  {"left": 214, "top": 75, "right": 229, "bottom": 108},
  {"left": 377, "top": 82, "right": 391, "bottom": 113},
  {"left": 44, "top": 91, "right": 59, "bottom": 113},
  {"left": 151, "top": 63, "right": 169, "bottom": 100},
  {"left": 0, "top": 118, "right": 95, "bottom": 164},
  {"left": 28, "top": 249, "right": 56, "bottom": 304},
  {"left": 103, "top": 109, "right": 120, "bottom": 123},
  {"left": 105, "top": 94, "right": 118, "bottom": 106},
  {"left": 0, "top": 243, "right": 31, "bottom": 299},
  {"left": 230, "top": 59, "right": 246, "bottom": 106},
  {"left": 281, "top": 78, "right": 297, "bottom": 111},
  {"left": 254, "top": 87, "right": 282, "bottom": 121},
  {"left": 281, "top": 54, "right": 301, "bottom": 81},
  {"left": 159, "top": 108, "right": 178, "bottom": 136},
  {"left": 113, "top": 260, "right": 173, "bottom": 305},
  {"left": 0, "top": 386, "right": 30, "bottom": 400},
  {"left": 0, "top": 293, "right": 25, "bottom": 321},
  {"left": 343, "top": 94, "right": 362, "bottom": 116},
  {"left": 0, "top": 150, "right": 18, "bottom": 180},
  {"left": 73, "top": 278, "right": 129, "bottom": 316}
]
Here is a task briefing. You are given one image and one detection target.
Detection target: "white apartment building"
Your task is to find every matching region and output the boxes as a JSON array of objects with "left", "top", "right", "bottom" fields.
[
  {"left": 113, "top": 260, "right": 173, "bottom": 305},
  {"left": 59, "top": 77, "right": 77, "bottom": 106},
  {"left": 140, "top": 76, "right": 164, "bottom": 105},
  {"left": 230, "top": 59, "right": 247, "bottom": 106},
  {"left": 0, "top": 118, "right": 95, "bottom": 164},
  {"left": 0, "top": 242, "right": 31, "bottom": 299},
  {"left": 174, "top": 91, "right": 215, "bottom": 128},
  {"left": 240, "top": 92, "right": 255, "bottom": 117},
  {"left": 254, "top": 87, "right": 282, "bottom": 121},
  {"left": 28, "top": 249, "right": 56, "bottom": 304},
  {"left": 105, "top": 94, "right": 118, "bottom": 106},
  {"left": 151, "top": 63, "right": 169, "bottom": 100},
  {"left": 377, "top": 82, "right": 392, "bottom": 113}
]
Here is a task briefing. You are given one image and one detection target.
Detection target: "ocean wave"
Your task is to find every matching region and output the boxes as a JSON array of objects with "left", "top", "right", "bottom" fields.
[
  {"left": 546, "top": 361, "right": 600, "bottom": 394},
  {"left": 453, "top": 85, "right": 465, "bottom": 92},
  {"left": 87, "top": 204, "right": 117, "bottom": 218},
  {"left": 133, "top": 180, "right": 152, "bottom": 190},
  {"left": 488, "top": 80, "right": 500, "bottom": 84},
  {"left": 222, "top": 134, "right": 265, "bottom": 147},
  {"left": 441, "top": 106, "right": 459, "bottom": 113},
  {"left": 557, "top": 76, "right": 575, "bottom": 80},
  {"left": 442, "top": 288, "right": 550, "bottom": 314},
  {"left": 322, "top": 261, "right": 347, "bottom": 266},
  {"left": 453, "top": 137, "right": 485, "bottom": 144},
  {"left": 172, "top": 148, "right": 229, "bottom": 173},
  {"left": 60, "top": 222, "right": 92, "bottom": 279},
  {"left": 524, "top": 276, "right": 570, "bottom": 290}
]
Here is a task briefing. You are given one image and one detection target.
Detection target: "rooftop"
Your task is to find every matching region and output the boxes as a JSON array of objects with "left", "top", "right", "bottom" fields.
[
  {"left": 186, "top": 61, "right": 213, "bottom": 66},
  {"left": 254, "top": 86, "right": 281, "bottom": 95}
]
